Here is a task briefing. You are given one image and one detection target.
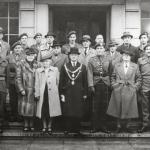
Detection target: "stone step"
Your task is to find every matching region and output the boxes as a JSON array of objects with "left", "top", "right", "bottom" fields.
[{"left": 1, "top": 129, "right": 150, "bottom": 140}]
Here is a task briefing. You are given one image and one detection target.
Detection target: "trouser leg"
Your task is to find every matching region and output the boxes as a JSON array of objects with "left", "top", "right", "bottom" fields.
[{"left": 141, "top": 91, "right": 150, "bottom": 127}]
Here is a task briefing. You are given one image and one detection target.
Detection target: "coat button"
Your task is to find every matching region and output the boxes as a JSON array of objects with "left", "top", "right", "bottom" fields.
[{"left": 49, "top": 88, "right": 51, "bottom": 90}]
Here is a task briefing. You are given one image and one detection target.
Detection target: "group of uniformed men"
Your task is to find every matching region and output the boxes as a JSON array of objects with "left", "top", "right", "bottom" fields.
[{"left": 0, "top": 25, "right": 150, "bottom": 135}]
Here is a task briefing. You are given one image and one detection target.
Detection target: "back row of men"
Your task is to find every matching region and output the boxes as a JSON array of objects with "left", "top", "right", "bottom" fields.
[{"left": 0, "top": 26, "right": 150, "bottom": 135}]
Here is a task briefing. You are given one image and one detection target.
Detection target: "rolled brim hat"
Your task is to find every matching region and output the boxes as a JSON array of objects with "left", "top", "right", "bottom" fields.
[
  {"left": 68, "top": 47, "right": 80, "bottom": 55},
  {"left": 19, "top": 33, "right": 28, "bottom": 40},
  {"left": 121, "top": 50, "right": 133, "bottom": 56},
  {"left": 25, "top": 47, "right": 37, "bottom": 55},
  {"left": 67, "top": 30, "right": 76, "bottom": 38},
  {"left": 108, "top": 39, "right": 118, "bottom": 47},
  {"left": 81, "top": 35, "right": 91, "bottom": 42},
  {"left": 139, "top": 32, "right": 149, "bottom": 39},
  {"left": 121, "top": 32, "right": 133, "bottom": 39},
  {"left": 34, "top": 33, "right": 42, "bottom": 39},
  {"left": 11, "top": 41, "right": 22, "bottom": 50},
  {"left": 45, "top": 32, "right": 56, "bottom": 38}
]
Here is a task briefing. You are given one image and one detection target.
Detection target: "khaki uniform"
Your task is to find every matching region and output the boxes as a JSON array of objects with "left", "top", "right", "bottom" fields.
[{"left": 138, "top": 56, "right": 150, "bottom": 126}]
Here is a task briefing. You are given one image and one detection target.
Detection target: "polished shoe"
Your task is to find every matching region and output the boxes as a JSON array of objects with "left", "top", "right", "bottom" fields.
[
  {"left": 30, "top": 127, "right": 35, "bottom": 132},
  {"left": 42, "top": 128, "right": 47, "bottom": 133},
  {"left": 23, "top": 127, "right": 29, "bottom": 132},
  {"left": 138, "top": 126, "right": 149, "bottom": 133},
  {"left": 48, "top": 128, "right": 52, "bottom": 135}
]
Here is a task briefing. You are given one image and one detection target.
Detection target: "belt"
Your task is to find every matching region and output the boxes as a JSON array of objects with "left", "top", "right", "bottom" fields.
[{"left": 93, "top": 72, "right": 108, "bottom": 77}]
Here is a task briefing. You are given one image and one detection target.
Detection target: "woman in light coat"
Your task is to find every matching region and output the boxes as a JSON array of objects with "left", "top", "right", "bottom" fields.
[{"left": 35, "top": 58, "right": 61, "bottom": 134}]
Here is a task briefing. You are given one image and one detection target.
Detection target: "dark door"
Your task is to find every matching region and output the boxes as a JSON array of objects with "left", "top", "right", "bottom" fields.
[{"left": 50, "top": 6, "right": 110, "bottom": 45}]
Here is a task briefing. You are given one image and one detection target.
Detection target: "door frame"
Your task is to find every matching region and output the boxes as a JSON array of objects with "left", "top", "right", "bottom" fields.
[{"left": 49, "top": 5, "right": 111, "bottom": 44}]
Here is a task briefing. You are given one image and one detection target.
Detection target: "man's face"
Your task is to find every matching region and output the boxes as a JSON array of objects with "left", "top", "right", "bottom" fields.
[
  {"left": 26, "top": 54, "right": 36, "bottom": 62},
  {"left": 46, "top": 36, "right": 54, "bottom": 44},
  {"left": 69, "top": 34, "right": 76, "bottom": 43},
  {"left": 20, "top": 36, "right": 28, "bottom": 45},
  {"left": 82, "top": 40, "right": 90, "bottom": 48},
  {"left": 145, "top": 46, "right": 150, "bottom": 57},
  {"left": 122, "top": 53, "right": 131, "bottom": 61},
  {"left": 123, "top": 36, "right": 132, "bottom": 45},
  {"left": 35, "top": 36, "right": 42, "bottom": 44},
  {"left": 109, "top": 45, "right": 117, "bottom": 53},
  {"left": 53, "top": 46, "right": 61, "bottom": 55},
  {"left": 69, "top": 54, "right": 79, "bottom": 62},
  {"left": 96, "top": 46, "right": 105, "bottom": 56},
  {"left": 140, "top": 35, "right": 148, "bottom": 45},
  {"left": 14, "top": 45, "right": 23, "bottom": 54},
  {"left": 95, "top": 35, "right": 104, "bottom": 44},
  {"left": 0, "top": 33, "right": 3, "bottom": 40}
]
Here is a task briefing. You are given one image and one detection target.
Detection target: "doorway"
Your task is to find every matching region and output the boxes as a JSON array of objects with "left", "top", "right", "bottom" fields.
[{"left": 49, "top": 6, "right": 110, "bottom": 45}]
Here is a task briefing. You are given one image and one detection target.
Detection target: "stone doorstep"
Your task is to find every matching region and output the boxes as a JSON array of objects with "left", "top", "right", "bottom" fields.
[{"left": 1, "top": 130, "right": 150, "bottom": 139}]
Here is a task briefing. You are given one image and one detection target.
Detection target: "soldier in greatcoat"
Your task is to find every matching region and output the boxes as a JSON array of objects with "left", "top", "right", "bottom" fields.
[
  {"left": 78, "top": 35, "right": 96, "bottom": 67},
  {"left": 138, "top": 44, "right": 150, "bottom": 133},
  {"left": 138, "top": 32, "right": 149, "bottom": 58},
  {"left": 59, "top": 47, "right": 88, "bottom": 135},
  {"left": 107, "top": 50, "right": 141, "bottom": 133},
  {"left": 31, "top": 33, "right": 43, "bottom": 55},
  {"left": 0, "top": 56, "right": 8, "bottom": 133},
  {"left": 6, "top": 41, "right": 24, "bottom": 122},
  {"left": 16, "top": 47, "right": 38, "bottom": 131},
  {"left": 105, "top": 39, "right": 122, "bottom": 75}
]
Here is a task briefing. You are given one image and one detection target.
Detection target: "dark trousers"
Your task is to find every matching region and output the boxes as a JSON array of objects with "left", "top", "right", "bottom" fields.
[
  {"left": 64, "top": 116, "right": 81, "bottom": 132},
  {"left": 92, "top": 81, "right": 110, "bottom": 130},
  {"left": 141, "top": 91, "right": 150, "bottom": 127},
  {"left": 0, "top": 92, "right": 6, "bottom": 126},
  {"left": 9, "top": 84, "right": 18, "bottom": 117}
]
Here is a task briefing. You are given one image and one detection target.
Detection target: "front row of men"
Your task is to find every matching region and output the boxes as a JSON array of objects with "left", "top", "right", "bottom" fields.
[{"left": 1, "top": 33, "right": 150, "bottom": 136}]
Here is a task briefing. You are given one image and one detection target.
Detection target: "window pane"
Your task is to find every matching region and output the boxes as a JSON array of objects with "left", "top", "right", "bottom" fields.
[
  {"left": 9, "top": 35, "right": 19, "bottom": 46},
  {"left": 10, "top": 19, "right": 19, "bottom": 34},
  {"left": 9, "top": 2, "right": 19, "bottom": 17},
  {"left": 0, "top": 19, "right": 8, "bottom": 34},
  {"left": 0, "top": 2, "right": 8, "bottom": 17}
]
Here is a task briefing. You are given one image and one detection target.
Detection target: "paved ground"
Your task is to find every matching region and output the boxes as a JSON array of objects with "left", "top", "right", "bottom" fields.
[{"left": 0, "top": 138, "right": 150, "bottom": 150}]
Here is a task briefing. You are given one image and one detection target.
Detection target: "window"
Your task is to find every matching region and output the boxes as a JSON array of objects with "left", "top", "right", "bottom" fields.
[
  {"left": 141, "top": 1, "right": 150, "bottom": 35},
  {"left": 0, "top": 2, "right": 19, "bottom": 46}
]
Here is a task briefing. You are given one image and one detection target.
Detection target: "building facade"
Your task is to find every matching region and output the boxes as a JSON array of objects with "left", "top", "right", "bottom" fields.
[{"left": 0, "top": 0, "right": 149, "bottom": 46}]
